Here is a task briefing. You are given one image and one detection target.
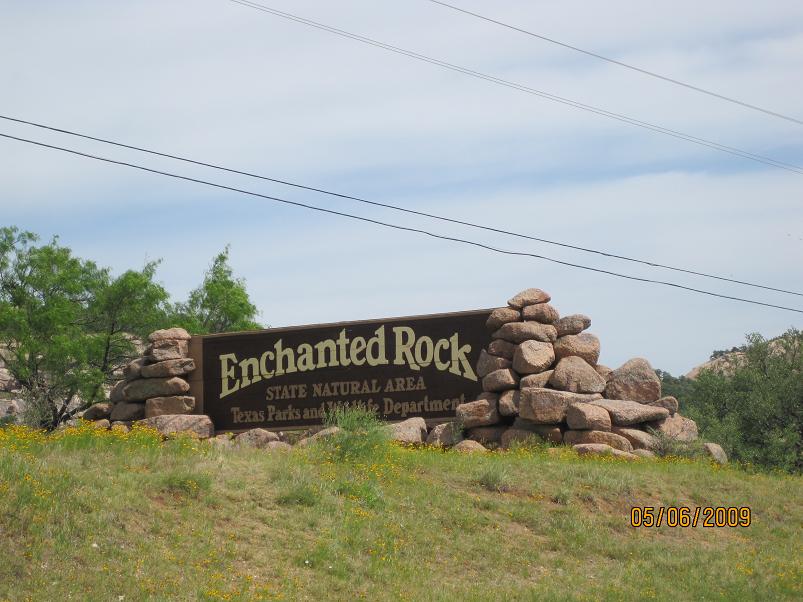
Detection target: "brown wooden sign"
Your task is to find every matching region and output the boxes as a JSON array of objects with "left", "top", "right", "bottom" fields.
[{"left": 188, "top": 309, "right": 491, "bottom": 431}]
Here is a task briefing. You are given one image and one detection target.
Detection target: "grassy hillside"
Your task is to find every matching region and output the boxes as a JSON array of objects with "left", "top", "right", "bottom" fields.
[{"left": 1, "top": 423, "right": 801, "bottom": 601}]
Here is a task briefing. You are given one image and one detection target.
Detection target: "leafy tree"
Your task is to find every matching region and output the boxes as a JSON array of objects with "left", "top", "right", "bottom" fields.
[
  {"left": 172, "top": 246, "right": 261, "bottom": 334},
  {"left": 0, "top": 228, "right": 172, "bottom": 428},
  {"left": 670, "top": 330, "right": 802, "bottom": 472},
  {"left": 655, "top": 369, "right": 695, "bottom": 404}
]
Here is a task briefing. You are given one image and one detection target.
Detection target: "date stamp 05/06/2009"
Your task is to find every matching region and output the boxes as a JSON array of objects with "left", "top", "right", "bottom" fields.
[{"left": 630, "top": 506, "right": 752, "bottom": 528}]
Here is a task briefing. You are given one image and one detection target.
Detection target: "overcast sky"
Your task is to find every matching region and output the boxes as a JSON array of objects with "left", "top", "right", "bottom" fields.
[{"left": 2, "top": 0, "right": 802, "bottom": 375}]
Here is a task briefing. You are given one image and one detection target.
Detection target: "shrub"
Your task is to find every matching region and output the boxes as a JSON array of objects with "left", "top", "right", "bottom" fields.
[
  {"left": 476, "top": 463, "right": 512, "bottom": 493},
  {"left": 321, "top": 406, "right": 389, "bottom": 462}
]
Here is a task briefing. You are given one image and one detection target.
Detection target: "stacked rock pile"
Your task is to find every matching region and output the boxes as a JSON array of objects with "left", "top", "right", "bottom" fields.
[
  {"left": 447, "top": 287, "right": 725, "bottom": 461},
  {"left": 82, "top": 327, "right": 213, "bottom": 437}
]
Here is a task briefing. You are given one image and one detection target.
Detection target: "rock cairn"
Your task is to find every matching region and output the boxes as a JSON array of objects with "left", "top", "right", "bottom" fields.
[
  {"left": 445, "top": 287, "right": 724, "bottom": 462},
  {"left": 82, "top": 327, "right": 214, "bottom": 438}
]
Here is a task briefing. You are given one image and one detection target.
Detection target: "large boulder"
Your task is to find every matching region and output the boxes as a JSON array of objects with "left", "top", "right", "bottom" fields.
[
  {"left": 109, "top": 380, "right": 127, "bottom": 403},
  {"left": 110, "top": 402, "right": 146, "bottom": 422},
  {"left": 646, "top": 396, "right": 679, "bottom": 415},
  {"left": 235, "top": 428, "right": 280, "bottom": 448},
  {"left": 426, "top": 422, "right": 463, "bottom": 447},
  {"left": 519, "top": 388, "right": 602, "bottom": 424},
  {"left": 507, "top": 288, "right": 551, "bottom": 309},
  {"left": 476, "top": 350, "right": 512, "bottom": 379},
  {"left": 553, "top": 314, "right": 591, "bottom": 337},
  {"left": 612, "top": 427, "right": 659, "bottom": 451},
  {"left": 591, "top": 399, "right": 669, "bottom": 426},
  {"left": 497, "top": 390, "right": 520, "bottom": 416},
  {"left": 486, "top": 308, "right": 521, "bottom": 331},
  {"left": 466, "top": 425, "right": 507, "bottom": 445},
  {"left": 520, "top": 370, "right": 553, "bottom": 389},
  {"left": 140, "top": 358, "right": 196, "bottom": 379},
  {"left": 573, "top": 443, "right": 638, "bottom": 460},
  {"left": 123, "top": 376, "right": 190, "bottom": 402},
  {"left": 123, "top": 358, "right": 147, "bottom": 382},
  {"left": 548, "top": 356, "right": 606, "bottom": 394},
  {"left": 492, "top": 322, "right": 557, "bottom": 344},
  {"left": 604, "top": 358, "right": 661, "bottom": 402},
  {"left": 703, "top": 442, "right": 728, "bottom": 464},
  {"left": 83, "top": 402, "right": 112, "bottom": 421},
  {"left": 553, "top": 333, "right": 600, "bottom": 366},
  {"left": 386, "top": 417, "right": 427, "bottom": 444},
  {"left": 565, "top": 403, "right": 611, "bottom": 431},
  {"left": 452, "top": 440, "right": 488, "bottom": 453},
  {"left": 486, "top": 339, "right": 517, "bottom": 360},
  {"left": 148, "top": 327, "right": 191, "bottom": 342},
  {"left": 564, "top": 430, "right": 633, "bottom": 452},
  {"left": 594, "top": 364, "right": 613, "bottom": 380},
  {"left": 649, "top": 414, "right": 698, "bottom": 441},
  {"left": 482, "top": 368, "right": 519, "bottom": 392},
  {"left": 140, "top": 414, "right": 214, "bottom": 439},
  {"left": 512, "top": 340, "right": 555, "bottom": 375},
  {"left": 146, "top": 339, "right": 189, "bottom": 363},
  {"left": 522, "top": 303, "right": 559, "bottom": 323},
  {"left": 456, "top": 393, "right": 499, "bottom": 428},
  {"left": 145, "top": 395, "right": 196, "bottom": 418},
  {"left": 502, "top": 418, "right": 562, "bottom": 446}
]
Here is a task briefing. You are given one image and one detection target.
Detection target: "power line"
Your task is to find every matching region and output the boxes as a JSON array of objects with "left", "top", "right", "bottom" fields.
[
  {"left": 425, "top": 0, "right": 803, "bottom": 126},
  {"left": 1, "top": 113, "right": 800, "bottom": 298},
  {"left": 1, "top": 131, "right": 801, "bottom": 314},
  {"left": 226, "top": 0, "right": 803, "bottom": 175}
]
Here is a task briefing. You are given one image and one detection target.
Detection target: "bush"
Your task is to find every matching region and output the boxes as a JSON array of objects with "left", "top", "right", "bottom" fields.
[
  {"left": 320, "top": 406, "right": 389, "bottom": 462},
  {"left": 476, "top": 463, "right": 512, "bottom": 493}
]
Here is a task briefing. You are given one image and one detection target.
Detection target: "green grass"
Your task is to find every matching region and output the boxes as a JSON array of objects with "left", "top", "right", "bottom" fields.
[{"left": 0, "top": 423, "right": 801, "bottom": 601}]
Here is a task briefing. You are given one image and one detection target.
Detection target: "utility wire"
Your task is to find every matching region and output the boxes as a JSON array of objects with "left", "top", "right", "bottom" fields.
[
  {"left": 1, "top": 113, "right": 800, "bottom": 298},
  {"left": 1, "top": 131, "right": 801, "bottom": 314},
  {"left": 227, "top": 0, "right": 803, "bottom": 175},
  {"left": 425, "top": 0, "right": 803, "bottom": 126}
]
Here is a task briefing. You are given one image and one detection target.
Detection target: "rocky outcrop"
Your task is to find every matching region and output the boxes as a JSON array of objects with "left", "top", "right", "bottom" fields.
[{"left": 604, "top": 358, "right": 661, "bottom": 402}]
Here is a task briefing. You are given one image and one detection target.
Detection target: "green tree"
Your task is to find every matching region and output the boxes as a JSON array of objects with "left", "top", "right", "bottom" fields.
[
  {"left": 173, "top": 246, "right": 261, "bottom": 334},
  {"left": 0, "top": 227, "right": 172, "bottom": 428},
  {"left": 683, "top": 330, "right": 802, "bottom": 472}
]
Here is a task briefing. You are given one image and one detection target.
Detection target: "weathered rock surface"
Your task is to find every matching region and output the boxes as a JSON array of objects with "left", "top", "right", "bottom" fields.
[
  {"left": 123, "top": 376, "right": 190, "bottom": 402},
  {"left": 486, "top": 307, "right": 521, "bottom": 331},
  {"left": 503, "top": 418, "right": 562, "bottom": 445},
  {"left": 522, "top": 303, "right": 559, "bottom": 323},
  {"left": 123, "top": 358, "right": 147, "bottom": 382},
  {"left": 109, "top": 380, "right": 126, "bottom": 403},
  {"left": 591, "top": 399, "right": 669, "bottom": 426},
  {"left": 612, "top": 427, "right": 659, "bottom": 451},
  {"left": 110, "top": 422, "right": 129, "bottom": 433},
  {"left": 507, "top": 288, "right": 551, "bottom": 309},
  {"left": 650, "top": 413, "right": 698, "bottom": 441},
  {"left": 148, "top": 327, "right": 191, "bottom": 342},
  {"left": 564, "top": 430, "right": 633, "bottom": 452},
  {"left": 146, "top": 339, "right": 189, "bottom": 363},
  {"left": 208, "top": 434, "right": 234, "bottom": 449},
  {"left": 646, "top": 396, "right": 679, "bottom": 415},
  {"left": 594, "top": 364, "right": 612, "bottom": 380},
  {"left": 83, "top": 402, "right": 112, "bottom": 421},
  {"left": 565, "top": 403, "right": 611, "bottom": 431},
  {"left": 482, "top": 368, "right": 519, "bottom": 392},
  {"left": 548, "top": 356, "right": 607, "bottom": 394},
  {"left": 296, "top": 426, "right": 342, "bottom": 447},
  {"left": 145, "top": 395, "right": 195, "bottom": 418},
  {"left": 520, "top": 371, "right": 553, "bottom": 389},
  {"left": 486, "top": 339, "right": 517, "bottom": 360},
  {"left": 519, "top": 388, "right": 602, "bottom": 424},
  {"left": 266, "top": 441, "right": 292, "bottom": 452},
  {"left": 140, "top": 358, "right": 196, "bottom": 379},
  {"left": 386, "top": 417, "right": 427, "bottom": 444},
  {"left": 512, "top": 340, "right": 555, "bottom": 375},
  {"left": 452, "top": 439, "right": 488, "bottom": 453},
  {"left": 456, "top": 393, "right": 499, "bottom": 428},
  {"left": 110, "top": 402, "right": 145, "bottom": 422},
  {"left": 426, "top": 422, "right": 463, "bottom": 447},
  {"left": 467, "top": 425, "right": 507, "bottom": 445},
  {"left": 497, "top": 390, "right": 520, "bottom": 416},
  {"left": 604, "top": 358, "right": 661, "bottom": 402},
  {"left": 554, "top": 314, "right": 591, "bottom": 337},
  {"left": 573, "top": 443, "right": 638, "bottom": 460},
  {"left": 703, "top": 442, "right": 728, "bottom": 464},
  {"left": 553, "top": 333, "right": 601, "bottom": 366},
  {"left": 476, "top": 350, "right": 512, "bottom": 379},
  {"left": 140, "top": 414, "right": 214, "bottom": 439},
  {"left": 492, "top": 322, "right": 558, "bottom": 344},
  {"left": 235, "top": 428, "right": 280, "bottom": 448}
]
